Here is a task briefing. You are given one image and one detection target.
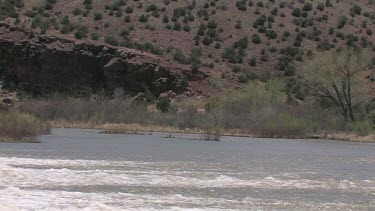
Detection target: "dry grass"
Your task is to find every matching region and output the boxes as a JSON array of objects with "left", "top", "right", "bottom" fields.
[
  {"left": 0, "top": 110, "right": 50, "bottom": 142},
  {"left": 23, "top": 0, "right": 45, "bottom": 9},
  {"left": 310, "top": 132, "right": 375, "bottom": 143}
]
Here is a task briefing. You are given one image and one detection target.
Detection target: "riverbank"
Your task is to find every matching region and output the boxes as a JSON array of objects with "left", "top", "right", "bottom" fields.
[{"left": 49, "top": 120, "right": 375, "bottom": 143}]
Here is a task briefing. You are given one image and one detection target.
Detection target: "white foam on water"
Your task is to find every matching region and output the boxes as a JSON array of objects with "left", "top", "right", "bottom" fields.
[
  {"left": 0, "top": 156, "right": 374, "bottom": 210},
  {"left": 0, "top": 186, "right": 242, "bottom": 211},
  {"left": 0, "top": 163, "right": 27, "bottom": 178},
  {"left": 0, "top": 157, "right": 374, "bottom": 191}
]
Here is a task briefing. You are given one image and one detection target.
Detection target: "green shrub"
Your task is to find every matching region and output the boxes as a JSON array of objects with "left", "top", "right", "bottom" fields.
[
  {"left": 252, "top": 33, "right": 262, "bottom": 44},
  {"left": 94, "top": 12, "right": 102, "bottom": 20},
  {"left": 75, "top": 25, "right": 89, "bottom": 39},
  {"left": 156, "top": 97, "right": 171, "bottom": 112},
  {"left": 90, "top": 32, "right": 99, "bottom": 40},
  {"left": 72, "top": 7, "right": 82, "bottom": 15},
  {"left": 173, "top": 49, "right": 189, "bottom": 64},
  {"left": 350, "top": 5, "right": 362, "bottom": 16},
  {"left": 302, "top": 3, "right": 312, "bottom": 11},
  {"left": 138, "top": 14, "right": 148, "bottom": 22},
  {"left": 173, "top": 22, "right": 181, "bottom": 30},
  {"left": 125, "top": 6, "right": 133, "bottom": 13},
  {"left": 292, "top": 8, "right": 302, "bottom": 17},
  {"left": 115, "top": 10, "right": 123, "bottom": 17},
  {"left": 105, "top": 35, "right": 119, "bottom": 46},
  {"left": 317, "top": 3, "right": 324, "bottom": 11},
  {"left": 236, "top": 0, "right": 247, "bottom": 11}
]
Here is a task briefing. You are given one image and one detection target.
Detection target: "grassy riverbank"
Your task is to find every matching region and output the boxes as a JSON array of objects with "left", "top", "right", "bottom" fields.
[
  {"left": 45, "top": 120, "right": 374, "bottom": 143},
  {"left": 0, "top": 110, "right": 50, "bottom": 142},
  {"left": 11, "top": 79, "right": 374, "bottom": 142}
]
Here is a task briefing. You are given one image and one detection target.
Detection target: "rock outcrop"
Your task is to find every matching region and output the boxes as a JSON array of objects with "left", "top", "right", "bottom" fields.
[{"left": 0, "top": 22, "right": 194, "bottom": 97}]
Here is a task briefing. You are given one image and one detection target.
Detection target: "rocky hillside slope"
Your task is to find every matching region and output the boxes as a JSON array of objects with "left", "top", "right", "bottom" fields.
[{"left": 0, "top": 0, "right": 374, "bottom": 98}]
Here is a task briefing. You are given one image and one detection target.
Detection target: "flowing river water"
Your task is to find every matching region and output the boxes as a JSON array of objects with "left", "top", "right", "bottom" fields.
[{"left": 0, "top": 128, "right": 374, "bottom": 210}]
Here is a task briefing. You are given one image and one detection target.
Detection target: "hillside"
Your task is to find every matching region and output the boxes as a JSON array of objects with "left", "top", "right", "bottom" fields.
[{"left": 0, "top": 0, "right": 375, "bottom": 99}]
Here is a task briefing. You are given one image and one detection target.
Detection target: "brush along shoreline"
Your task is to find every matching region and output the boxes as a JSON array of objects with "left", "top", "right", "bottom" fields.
[{"left": 48, "top": 121, "right": 375, "bottom": 143}]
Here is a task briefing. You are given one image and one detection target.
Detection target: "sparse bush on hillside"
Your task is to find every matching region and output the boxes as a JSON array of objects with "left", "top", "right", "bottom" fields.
[
  {"left": 302, "top": 3, "right": 312, "bottom": 12},
  {"left": 317, "top": 3, "right": 325, "bottom": 11},
  {"left": 125, "top": 6, "right": 133, "bottom": 13},
  {"left": 75, "top": 25, "right": 89, "bottom": 39},
  {"left": 292, "top": 8, "right": 302, "bottom": 17},
  {"left": 72, "top": 7, "right": 82, "bottom": 16},
  {"left": 138, "top": 14, "right": 148, "bottom": 22},
  {"left": 252, "top": 33, "right": 262, "bottom": 44},
  {"left": 236, "top": 0, "right": 247, "bottom": 11},
  {"left": 350, "top": 5, "right": 362, "bottom": 16},
  {"left": 90, "top": 32, "right": 99, "bottom": 40},
  {"left": 94, "top": 12, "right": 102, "bottom": 20},
  {"left": 337, "top": 16, "right": 347, "bottom": 29},
  {"left": 105, "top": 35, "right": 119, "bottom": 46},
  {"left": 173, "top": 49, "right": 190, "bottom": 64},
  {"left": 249, "top": 56, "right": 257, "bottom": 66},
  {"left": 235, "top": 20, "right": 242, "bottom": 29}
]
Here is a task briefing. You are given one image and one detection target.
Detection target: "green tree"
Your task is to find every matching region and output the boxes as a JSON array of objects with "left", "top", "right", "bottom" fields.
[{"left": 301, "top": 49, "right": 373, "bottom": 121}]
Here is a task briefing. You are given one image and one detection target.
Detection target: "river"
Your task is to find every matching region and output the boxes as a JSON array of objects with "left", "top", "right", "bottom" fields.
[{"left": 0, "top": 128, "right": 374, "bottom": 210}]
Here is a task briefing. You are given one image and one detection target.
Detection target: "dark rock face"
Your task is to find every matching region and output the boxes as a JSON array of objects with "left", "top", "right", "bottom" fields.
[{"left": 0, "top": 24, "right": 191, "bottom": 96}]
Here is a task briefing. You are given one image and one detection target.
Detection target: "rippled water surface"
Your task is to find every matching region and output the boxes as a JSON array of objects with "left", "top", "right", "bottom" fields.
[{"left": 0, "top": 128, "right": 374, "bottom": 210}]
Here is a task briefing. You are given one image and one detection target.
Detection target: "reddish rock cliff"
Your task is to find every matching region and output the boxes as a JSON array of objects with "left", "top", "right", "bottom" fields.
[{"left": 0, "top": 23, "right": 198, "bottom": 97}]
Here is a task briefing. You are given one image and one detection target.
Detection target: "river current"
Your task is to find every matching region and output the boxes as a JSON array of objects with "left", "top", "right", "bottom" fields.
[{"left": 0, "top": 128, "right": 374, "bottom": 210}]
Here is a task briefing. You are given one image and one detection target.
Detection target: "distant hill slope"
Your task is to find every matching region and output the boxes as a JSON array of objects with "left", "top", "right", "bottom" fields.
[{"left": 0, "top": 0, "right": 374, "bottom": 97}]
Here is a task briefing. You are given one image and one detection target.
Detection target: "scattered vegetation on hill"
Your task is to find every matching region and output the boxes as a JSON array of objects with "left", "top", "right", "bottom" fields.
[{"left": 1, "top": 0, "right": 374, "bottom": 81}]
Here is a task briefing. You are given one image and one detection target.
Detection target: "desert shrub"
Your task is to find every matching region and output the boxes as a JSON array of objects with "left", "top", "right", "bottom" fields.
[
  {"left": 75, "top": 25, "right": 89, "bottom": 39},
  {"left": 238, "top": 70, "right": 257, "bottom": 83},
  {"left": 138, "top": 14, "right": 148, "bottom": 22},
  {"left": 252, "top": 33, "right": 262, "bottom": 44},
  {"left": 236, "top": 0, "right": 247, "bottom": 11},
  {"left": 156, "top": 97, "right": 171, "bottom": 112},
  {"left": 94, "top": 12, "right": 102, "bottom": 20},
  {"left": 317, "top": 40, "right": 331, "bottom": 51},
  {"left": 105, "top": 35, "right": 119, "bottom": 46},
  {"left": 337, "top": 16, "right": 347, "bottom": 29},
  {"left": 163, "top": 15, "right": 169, "bottom": 23},
  {"left": 0, "top": 110, "right": 50, "bottom": 142},
  {"left": 235, "top": 20, "right": 242, "bottom": 29},
  {"left": 173, "top": 21, "right": 181, "bottom": 30},
  {"left": 72, "top": 7, "right": 82, "bottom": 16},
  {"left": 90, "top": 32, "right": 99, "bottom": 40},
  {"left": 266, "top": 30, "right": 277, "bottom": 39},
  {"left": 0, "top": 0, "right": 22, "bottom": 19},
  {"left": 125, "top": 6, "right": 133, "bottom": 13},
  {"left": 115, "top": 10, "right": 123, "bottom": 17},
  {"left": 292, "top": 8, "right": 302, "bottom": 17},
  {"left": 367, "top": 29, "right": 373, "bottom": 36},
  {"left": 146, "top": 4, "right": 157, "bottom": 12},
  {"left": 173, "top": 49, "right": 189, "bottom": 64},
  {"left": 317, "top": 3, "right": 325, "bottom": 11},
  {"left": 249, "top": 56, "right": 257, "bottom": 66},
  {"left": 350, "top": 5, "right": 362, "bottom": 16},
  {"left": 302, "top": 3, "right": 312, "bottom": 11}
]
